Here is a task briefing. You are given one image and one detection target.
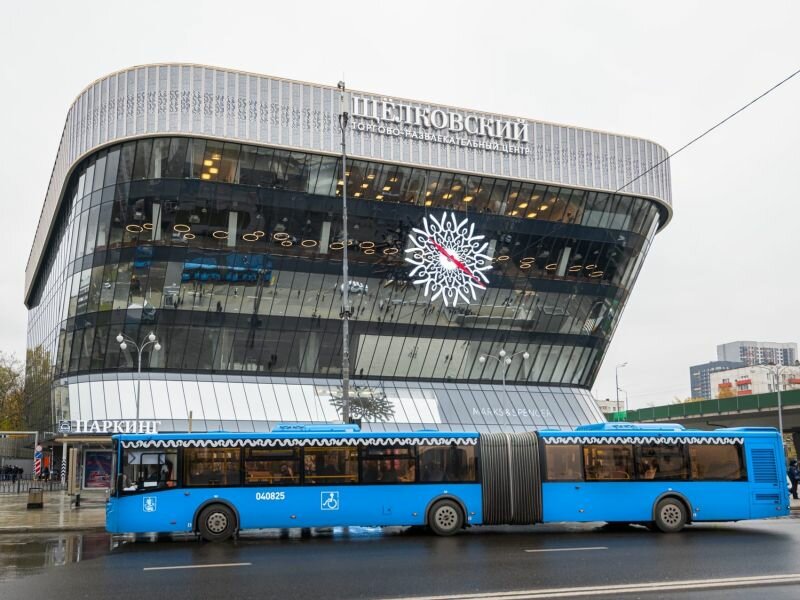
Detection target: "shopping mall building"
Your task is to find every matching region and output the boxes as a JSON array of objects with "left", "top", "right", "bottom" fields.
[{"left": 22, "top": 64, "right": 672, "bottom": 481}]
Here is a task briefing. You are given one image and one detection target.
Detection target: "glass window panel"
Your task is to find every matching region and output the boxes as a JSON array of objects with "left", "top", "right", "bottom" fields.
[
  {"left": 689, "top": 444, "right": 746, "bottom": 480},
  {"left": 149, "top": 138, "right": 171, "bottom": 179},
  {"left": 131, "top": 139, "right": 153, "bottom": 180},
  {"left": 419, "top": 444, "right": 477, "bottom": 482},
  {"left": 583, "top": 445, "right": 634, "bottom": 480},
  {"left": 545, "top": 444, "right": 583, "bottom": 480},
  {"left": 244, "top": 447, "right": 300, "bottom": 485},
  {"left": 303, "top": 446, "right": 358, "bottom": 484},
  {"left": 121, "top": 450, "right": 177, "bottom": 492},
  {"left": 104, "top": 147, "right": 121, "bottom": 186},
  {"left": 186, "top": 138, "right": 207, "bottom": 179},
  {"left": 183, "top": 448, "right": 241, "bottom": 486},
  {"left": 637, "top": 444, "right": 688, "bottom": 480},
  {"left": 166, "top": 137, "right": 189, "bottom": 178}
]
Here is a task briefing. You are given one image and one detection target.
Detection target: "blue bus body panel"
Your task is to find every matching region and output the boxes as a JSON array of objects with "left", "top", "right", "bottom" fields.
[
  {"left": 106, "top": 483, "right": 482, "bottom": 533},
  {"left": 542, "top": 482, "right": 752, "bottom": 523}
]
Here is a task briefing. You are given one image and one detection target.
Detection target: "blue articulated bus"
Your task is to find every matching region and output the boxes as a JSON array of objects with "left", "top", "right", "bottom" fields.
[{"left": 106, "top": 423, "right": 790, "bottom": 541}]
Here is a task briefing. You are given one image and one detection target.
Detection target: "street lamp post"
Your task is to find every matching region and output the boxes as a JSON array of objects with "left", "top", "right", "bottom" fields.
[
  {"left": 478, "top": 349, "right": 530, "bottom": 390},
  {"left": 752, "top": 360, "right": 800, "bottom": 439},
  {"left": 337, "top": 80, "right": 351, "bottom": 424},
  {"left": 615, "top": 362, "right": 628, "bottom": 414},
  {"left": 116, "top": 332, "right": 162, "bottom": 426}
]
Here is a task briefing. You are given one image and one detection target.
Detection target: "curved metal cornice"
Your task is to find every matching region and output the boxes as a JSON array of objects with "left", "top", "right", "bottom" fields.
[{"left": 26, "top": 63, "right": 672, "bottom": 303}]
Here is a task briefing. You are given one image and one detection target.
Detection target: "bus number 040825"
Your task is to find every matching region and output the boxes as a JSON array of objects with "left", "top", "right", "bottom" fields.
[{"left": 255, "top": 491, "right": 286, "bottom": 501}]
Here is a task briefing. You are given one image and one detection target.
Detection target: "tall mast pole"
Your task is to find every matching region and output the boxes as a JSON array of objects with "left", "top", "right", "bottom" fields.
[{"left": 337, "top": 81, "right": 351, "bottom": 423}]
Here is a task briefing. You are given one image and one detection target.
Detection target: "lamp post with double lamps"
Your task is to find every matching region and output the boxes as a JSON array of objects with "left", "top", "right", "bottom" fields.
[
  {"left": 116, "top": 332, "right": 162, "bottom": 426},
  {"left": 478, "top": 349, "right": 530, "bottom": 390}
]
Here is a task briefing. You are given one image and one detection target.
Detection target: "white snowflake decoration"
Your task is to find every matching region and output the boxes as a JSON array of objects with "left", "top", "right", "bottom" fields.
[{"left": 404, "top": 212, "right": 492, "bottom": 306}]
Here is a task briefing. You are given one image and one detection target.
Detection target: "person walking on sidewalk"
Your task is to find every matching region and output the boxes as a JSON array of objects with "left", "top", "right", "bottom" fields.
[{"left": 788, "top": 459, "right": 799, "bottom": 500}]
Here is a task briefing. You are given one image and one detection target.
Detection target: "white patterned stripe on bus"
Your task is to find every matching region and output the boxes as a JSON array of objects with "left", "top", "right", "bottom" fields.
[
  {"left": 543, "top": 436, "right": 744, "bottom": 445},
  {"left": 120, "top": 437, "right": 479, "bottom": 449}
]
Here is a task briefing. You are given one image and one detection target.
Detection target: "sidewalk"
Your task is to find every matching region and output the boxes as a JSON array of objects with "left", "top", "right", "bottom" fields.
[{"left": 0, "top": 490, "right": 106, "bottom": 534}]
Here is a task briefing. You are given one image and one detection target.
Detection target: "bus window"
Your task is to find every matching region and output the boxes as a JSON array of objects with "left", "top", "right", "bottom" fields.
[
  {"left": 419, "top": 444, "right": 477, "bottom": 483},
  {"left": 583, "top": 445, "right": 634, "bottom": 480},
  {"left": 121, "top": 450, "right": 176, "bottom": 492},
  {"left": 244, "top": 448, "right": 300, "bottom": 485},
  {"left": 183, "top": 448, "right": 242, "bottom": 487},
  {"left": 303, "top": 447, "right": 358, "bottom": 484},
  {"left": 689, "top": 444, "right": 746, "bottom": 480},
  {"left": 544, "top": 444, "right": 583, "bottom": 481},
  {"left": 637, "top": 444, "right": 688, "bottom": 480},
  {"left": 360, "top": 445, "right": 416, "bottom": 483}
]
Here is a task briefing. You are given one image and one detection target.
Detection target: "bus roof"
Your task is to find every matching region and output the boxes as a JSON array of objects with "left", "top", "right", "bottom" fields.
[{"left": 113, "top": 429, "right": 481, "bottom": 443}]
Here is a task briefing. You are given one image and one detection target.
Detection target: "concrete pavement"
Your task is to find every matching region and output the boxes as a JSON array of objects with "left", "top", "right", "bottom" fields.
[{"left": 0, "top": 491, "right": 106, "bottom": 534}]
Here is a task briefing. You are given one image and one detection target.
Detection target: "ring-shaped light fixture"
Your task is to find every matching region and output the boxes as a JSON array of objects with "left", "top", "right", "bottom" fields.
[
  {"left": 360, "top": 241, "right": 375, "bottom": 249},
  {"left": 545, "top": 263, "right": 558, "bottom": 271},
  {"left": 253, "top": 230, "right": 265, "bottom": 238},
  {"left": 383, "top": 247, "right": 399, "bottom": 255},
  {"left": 363, "top": 248, "right": 375, "bottom": 255},
  {"left": 329, "top": 242, "right": 344, "bottom": 250},
  {"left": 273, "top": 232, "right": 290, "bottom": 241},
  {"left": 590, "top": 270, "right": 604, "bottom": 278},
  {"left": 242, "top": 233, "right": 259, "bottom": 242},
  {"left": 183, "top": 233, "right": 196, "bottom": 240},
  {"left": 520, "top": 263, "right": 532, "bottom": 270},
  {"left": 496, "top": 255, "right": 510, "bottom": 261},
  {"left": 281, "top": 240, "right": 293, "bottom": 247},
  {"left": 212, "top": 230, "right": 228, "bottom": 239},
  {"left": 521, "top": 257, "right": 535, "bottom": 263},
  {"left": 142, "top": 223, "right": 153, "bottom": 231},
  {"left": 173, "top": 224, "right": 191, "bottom": 233},
  {"left": 301, "top": 239, "right": 318, "bottom": 248},
  {"left": 125, "top": 224, "right": 143, "bottom": 233},
  {"left": 568, "top": 265, "right": 582, "bottom": 272},
  {"left": 585, "top": 264, "right": 598, "bottom": 270}
]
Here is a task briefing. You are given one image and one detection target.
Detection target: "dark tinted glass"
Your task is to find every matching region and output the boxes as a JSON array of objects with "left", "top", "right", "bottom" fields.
[
  {"left": 545, "top": 444, "right": 583, "bottom": 480},
  {"left": 183, "top": 448, "right": 241, "bottom": 486},
  {"left": 637, "top": 443, "right": 688, "bottom": 480},
  {"left": 583, "top": 445, "right": 634, "bottom": 480},
  {"left": 419, "top": 444, "right": 477, "bottom": 482},
  {"left": 689, "top": 444, "right": 745, "bottom": 480}
]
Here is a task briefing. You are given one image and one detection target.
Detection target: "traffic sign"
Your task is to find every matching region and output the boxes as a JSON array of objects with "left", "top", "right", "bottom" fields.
[{"left": 35, "top": 444, "right": 43, "bottom": 453}]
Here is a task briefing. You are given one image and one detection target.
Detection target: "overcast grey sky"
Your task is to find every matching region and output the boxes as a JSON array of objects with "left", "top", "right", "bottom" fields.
[{"left": 2, "top": 1, "right": 798, "bottom": 409}]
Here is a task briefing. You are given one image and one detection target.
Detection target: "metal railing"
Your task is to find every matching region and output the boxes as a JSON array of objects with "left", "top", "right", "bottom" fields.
[
  {"left": 607, "top": 388, "right": 800, "bottom": 423},
  {"left": 0, "top": 475, "right": 66, "bottom": 495}
]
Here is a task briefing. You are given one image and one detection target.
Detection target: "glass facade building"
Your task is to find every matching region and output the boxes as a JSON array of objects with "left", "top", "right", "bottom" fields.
[{"left": 24, "top": 64, "right": 672, "bottom": 436}]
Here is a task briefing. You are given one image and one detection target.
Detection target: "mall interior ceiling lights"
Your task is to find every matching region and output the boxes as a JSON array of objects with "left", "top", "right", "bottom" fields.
[
  {"left": 125, "top": 224, "right": 143, "bottom": 233},
  {"left": 242, "top": 233, "right": 259, "bottom": 242},
  {"left": 273, "top": 232, "right": 290, "bottom": 241},
  {"left": 330, "top": 241, "right": 344, "bottom": 250},
  {"left": 183, "top": 233, "right": 195, "bottom": 240},
  {"left": 301, "top": 239, "right": 318, "bottom": 248},
  {"left": 212, "top": 230, "right": 228, "bottom": 239},
  {"left": 173, "top": 224, "right": 191, "bottom": 233}
]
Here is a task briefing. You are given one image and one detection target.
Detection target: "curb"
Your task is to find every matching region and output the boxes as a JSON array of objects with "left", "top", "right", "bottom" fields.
[{"left": 0, "top": 525, "right": 107, "bottom": 534}]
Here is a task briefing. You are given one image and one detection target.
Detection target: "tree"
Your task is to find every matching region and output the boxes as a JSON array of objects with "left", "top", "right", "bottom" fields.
[
  {"left": 671, "top": 396, "right": 706, "bottom": 404},
  {"left": 0, "top": 352, "right": 25, "bottom": 430},
  {"left": 716, "top": 387, "right": 737, "bottom": 399},
  {"left": 329, "top": 385, "right": 395, "bottom": 423}
]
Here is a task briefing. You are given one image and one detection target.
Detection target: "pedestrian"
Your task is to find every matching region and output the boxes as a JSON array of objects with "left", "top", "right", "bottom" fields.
[{"left": 788, "top": 459, "right": 799, "bottom": 500}]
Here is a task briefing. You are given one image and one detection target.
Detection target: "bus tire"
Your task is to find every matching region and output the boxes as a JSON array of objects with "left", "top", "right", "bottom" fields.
[
  {"left": 428, "top": 499, "right": 463, "bottom": 536},
  {"left": 654, "top": 498, "right": 687, "bottom": 533},
  {"left": 198, "top": 504, "right": 237, "bottom": 542}
]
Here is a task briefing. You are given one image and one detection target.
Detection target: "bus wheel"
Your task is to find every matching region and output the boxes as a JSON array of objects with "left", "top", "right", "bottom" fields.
[
  {"left": 428, "top": 500, "right": 463, "bottom": 536},
  {"left": 198, "top": 504, "right": 236, "bottom": 542},
  {"left": 654, "top": 498, "right": 687, "bottom": 533}
]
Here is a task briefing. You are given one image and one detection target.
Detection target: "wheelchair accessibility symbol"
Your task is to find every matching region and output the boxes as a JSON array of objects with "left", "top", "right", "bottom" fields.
[
  {"left": 142, "top": 496, "right": 157, "bottom": 513},
  {"left": 321, "top": 491, "right": 339, "bottom": 511}
]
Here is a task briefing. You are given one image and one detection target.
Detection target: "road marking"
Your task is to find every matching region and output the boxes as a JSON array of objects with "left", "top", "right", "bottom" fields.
[
  {"left": 381, "top": 573, "right": 800, "bottom": 600},
  {"left": 143, "top": 562, "right": 251, "bottom": 572},
  {"left": 523, "top": 546, "right": 607, "bottom": 553}
]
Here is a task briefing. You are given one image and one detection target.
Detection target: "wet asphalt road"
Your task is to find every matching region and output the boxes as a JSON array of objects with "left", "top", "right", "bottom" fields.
[{"left": 1, "top": 517, "right": 799, "bottom": 600}]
